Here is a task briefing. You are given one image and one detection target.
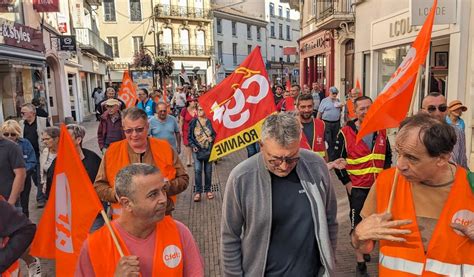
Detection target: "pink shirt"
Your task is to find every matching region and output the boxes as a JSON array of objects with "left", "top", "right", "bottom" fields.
[{"left": 75, "top": 220, "right": 204, "bottom": 277}]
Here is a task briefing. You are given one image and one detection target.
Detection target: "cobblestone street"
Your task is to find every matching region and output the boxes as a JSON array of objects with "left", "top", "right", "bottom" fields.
[{"left": 24, "top": 119, "right": 378, "bottom": 276}]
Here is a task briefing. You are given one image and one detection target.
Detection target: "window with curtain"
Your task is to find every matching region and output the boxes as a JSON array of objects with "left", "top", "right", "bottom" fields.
[
  {"left": 107, "top": 37, "right": 119, "bottom": 57},
  {"left": 162, "top": 28, "right": 173, "bottom": 53},
  {"left": 196, "top": 30, "right": 205, "bottom": 54},
  {"left": 132, "top": 36, "right": 143, "bottom": 54},
  {"left": 129, "top": 0, "right": 142, "bottom": 21},
  {"left": 104, "top": 0, "right": 116, "bottom": 21},
  {"left": 180, "top": 28, "right": 189, "bottom": 54}
]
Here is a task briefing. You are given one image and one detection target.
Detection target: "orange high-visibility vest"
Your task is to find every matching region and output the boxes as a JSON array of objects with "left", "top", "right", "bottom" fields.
[
  {"left": 347, "top": 99, "right": 356, "bottom": 120},
  {"left": 300, "top": 118, "right": 326, "bottom": 159},
  {"left": 88, "top": 216, "right": 183, "bottom": 276},
  {"left": 105, "top": 138, "right": 177, "bottom": 219},
  {"left": 341, "top": 127, "right": 386, "bottom": 188},
  {"left": 376, "top": 167, "right": 474, "bottom": 276}
]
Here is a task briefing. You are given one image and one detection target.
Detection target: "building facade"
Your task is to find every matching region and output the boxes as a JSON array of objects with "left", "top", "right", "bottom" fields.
[
  {"left": 0, "top": 0, "right": 111, "bottom": 123},
  {"left": 265, "top": 0, "right": 300, "bottom": 86},
  {"left": 354, "top": 0, "right": 471, "bottom": 166},
  {"left": 299, "top": 0, "right": 355, "bottom": 96},
  {"left": 213, "top": 8, "right": 267, "bottom": 83},
  {"left": 97, "top": 0, "right": 214, "bottom": 89}
]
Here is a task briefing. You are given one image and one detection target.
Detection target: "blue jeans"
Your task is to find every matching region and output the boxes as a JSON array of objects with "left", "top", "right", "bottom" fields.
[
  {"left": 192, "top": 153, "right": 212, "bottom": 193},
  {"left": 246, "top": 142, "right": 260, "bottom": 158}
]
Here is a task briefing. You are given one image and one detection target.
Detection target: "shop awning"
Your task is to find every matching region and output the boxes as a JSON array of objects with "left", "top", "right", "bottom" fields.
[{"left": 0, "top": 45, "right": 46, "bottom": 66}]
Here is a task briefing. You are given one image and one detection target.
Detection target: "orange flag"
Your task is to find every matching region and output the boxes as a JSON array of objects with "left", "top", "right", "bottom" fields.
[
  {"left": 118, "top": 71, "right": 137, "bottom": 108},
  {"left": 355, "top": 78, "right": 362, "bottom": 94},
  {"left": 356, "top": 0, "right": 437, "bottom": 142},
  {"left": 30, "top": 125, "right": 103, "bottom": 276}
]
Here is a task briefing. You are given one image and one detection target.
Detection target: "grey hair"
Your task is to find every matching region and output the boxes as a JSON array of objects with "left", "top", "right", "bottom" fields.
[
  {"left": 66, "top": 124, "right": 86, "bottom": 139},
  {"left": 122, "top": 107, "right": 148, "bottom": 121},
  {"left": 261, "top": 112, "right": 301, "bottom": 146},
  {"left": 42, "top": 126, "right": 60, "bottom": 139},
  {"left": 115, "top": 163, "right": 161, "bottom": 199},
  {"left": 21, "top": 103, "right": 36, "bottom": 114}
]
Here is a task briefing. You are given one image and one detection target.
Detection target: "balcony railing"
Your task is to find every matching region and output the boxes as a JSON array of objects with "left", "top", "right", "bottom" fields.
[
  {"left": 155, "top": 4, "right": 212, "bottom": 19},
  {"left": 75, "top": 28, "right": 113, "bottom": 60},
  {"left": 161, "top": 43, "right": 213, "bottom": 56},
  {"left": 315, "top": 0, "right": 354, "bottom": 29}
]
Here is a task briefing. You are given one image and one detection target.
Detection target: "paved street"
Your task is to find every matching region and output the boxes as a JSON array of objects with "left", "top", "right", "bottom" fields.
[{"left": 23, "top": 118, "right": 378, "bottom": 276}]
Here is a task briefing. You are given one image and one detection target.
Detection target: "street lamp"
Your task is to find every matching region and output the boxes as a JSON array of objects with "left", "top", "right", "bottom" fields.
[{"left": 279, "top": 57, "right": 284, "bottom": 85}]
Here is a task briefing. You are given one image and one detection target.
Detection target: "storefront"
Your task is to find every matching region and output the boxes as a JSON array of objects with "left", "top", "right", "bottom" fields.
[
  {"left": 0, "top": 18, "right": 46, "bottom": 122},
  {"left": 299, "top": 30, "right": 334, "bottom": 94}
]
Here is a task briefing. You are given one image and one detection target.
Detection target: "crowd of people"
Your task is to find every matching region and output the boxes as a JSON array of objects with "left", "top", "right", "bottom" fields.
[{"left": 1, "top": 80, "right": 473, "bottom": 277}]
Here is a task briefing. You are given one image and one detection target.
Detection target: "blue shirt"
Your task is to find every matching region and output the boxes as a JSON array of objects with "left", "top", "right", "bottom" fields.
[
  {"left": 148, "top": 115, "right": 180, "bottom": 150},
  {"left": 318, "top": 97, "right": 342, "bottom": 121},
  {"left": 446, "top": 115, "right": 465, "bottom": 132},
  {"left": 137, "top": 98, "right": 156, "bottom": 118}
]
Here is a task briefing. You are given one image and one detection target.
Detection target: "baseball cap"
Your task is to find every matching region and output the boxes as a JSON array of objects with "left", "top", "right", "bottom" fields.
[{"left": 329, "top": 86, "right": 339, "bottom": 94}]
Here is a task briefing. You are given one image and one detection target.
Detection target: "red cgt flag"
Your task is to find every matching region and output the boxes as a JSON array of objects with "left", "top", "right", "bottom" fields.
[
  {"left": 199, "top": 46, "right": 276, "bottom": 160},
  {"left": 30, "top": 125, "right": 103, "bottom": 276},
  {"left": 118, "top": 71, "right": 138, "bottom": 108},
  {"left": 356, "top": 0, "right": 437, "bottom": 142}
]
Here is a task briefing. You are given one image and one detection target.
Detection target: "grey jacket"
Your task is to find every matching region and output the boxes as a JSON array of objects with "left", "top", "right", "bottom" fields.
[{"left": 221, "top": 149, "right": 338, "bottom": 277}]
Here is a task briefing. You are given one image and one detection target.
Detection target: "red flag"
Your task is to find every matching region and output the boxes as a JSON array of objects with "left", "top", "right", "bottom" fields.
[
  {"left": 198, "top": 46, "right": 276, "bottom": 160},
  {"left": 355, "top": 78, "right": 362, "bottom": 95},
  {"left": 118, "top": 71, "right": 137, "bottom": 108},
  {"left": 356, "top": 0, "right": 437, "bottom": 142},
  {"left": 30, "top": 125, "right": 103, "bottom": 276},
  {"left": 285, "top": 79, "right": 291, "bottom": 92}
]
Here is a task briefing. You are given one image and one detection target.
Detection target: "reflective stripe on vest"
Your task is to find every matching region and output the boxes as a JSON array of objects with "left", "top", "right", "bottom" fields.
[
  {"left": 379, "top": 252, "right": 424, "bottom": 275},
  {"left": 346, "top": 153, "right": 386, "bottom": 165},
  {"left": 425, "top": 258, "right": 474, "bottom": 276},
  {"left": 346, "top": 167, "right": 383, "bottom": 175},
  {"left": 300, "top": 118, "right": 326, "bottom": 158}
]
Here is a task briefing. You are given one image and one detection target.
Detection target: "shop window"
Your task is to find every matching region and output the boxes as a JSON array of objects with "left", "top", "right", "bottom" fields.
[{"left": 377, "top": 45, "right": 410, "bottom": 93}]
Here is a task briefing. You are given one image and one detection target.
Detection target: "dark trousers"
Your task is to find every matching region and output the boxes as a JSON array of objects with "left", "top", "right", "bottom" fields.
[
  {"left": 324, "top": 120, "right": 340, "bottom": 161},
  {"left": 32, "top": 154, "right": 46, "bottom": 203},
  {"left": 349, "top": 188, "right": 370, "bottom": 230},
  {"left": 193, "top": 153, "right": 212, "bottom": 193},
  {"left": 20, "top": 170, "right": 34, "bottom": 218},
  {"left": 246, "top": 142, "right": 260, "bottom": 158}
]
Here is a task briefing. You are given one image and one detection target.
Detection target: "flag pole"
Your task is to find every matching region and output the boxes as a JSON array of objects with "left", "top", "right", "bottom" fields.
[
  {"left": 100, "top": 210, "right": 125, "bottom": 257},
  {"left": 386, "top": 65, "right": 423, "bottom": 213}
]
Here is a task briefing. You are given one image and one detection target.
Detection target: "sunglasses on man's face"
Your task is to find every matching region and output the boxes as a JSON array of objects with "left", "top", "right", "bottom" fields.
[
  {"left": 123, "top": 127, "right": 146, "bottom": 135},
  {"left": 425, "top": 104, "right": 448, "bottom": 113},
  {"left": 3, "top": 132, "right": 18, "bottom": 137},
  {"left": 267, "top": 156, "right": 300, "bottom": 167}
]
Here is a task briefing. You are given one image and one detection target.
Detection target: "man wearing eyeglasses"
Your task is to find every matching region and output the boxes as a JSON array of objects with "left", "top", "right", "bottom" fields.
[
  {"left": 420, "top": 92, "right": 468, "bottom": 169},
  {"left": 94, "top": 107, "right": 189, "bottom": 219},
  {"left": 221, "top": 112, "right": 338, "bottom": 276}
]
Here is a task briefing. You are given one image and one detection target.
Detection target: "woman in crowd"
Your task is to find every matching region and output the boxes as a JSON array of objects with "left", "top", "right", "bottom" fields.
[
  {"left": 189, "top": 104, "right": 216, "bottom": 202},
  {"left": 180, "top": 97, "right": 198, "bottom": 166},
  {"left": 446, "top": 100, "right": 467, "bottom": 132},
  {"left": 136, "top": 88, "right": 156, "bottom": 119},
  {"left": 40, "top": 127, "right": 60, "bottom": 199},
  {"left": 0, "top": 120, "right": 37, "bottom": 218}
]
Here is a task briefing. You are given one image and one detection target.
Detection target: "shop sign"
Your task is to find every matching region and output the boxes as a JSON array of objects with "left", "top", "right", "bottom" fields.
[
  {"left": 33, "top": 0, "right": 60, "bottom": 13},
  {"left": 57, "top": 13, "right": 68, "bottom": 33},
  {"left": 410, "top": 0, "right": 456, "bottom": 25},
  {"left": 108, "top": 62, "right": 129, "bottom": 70},
  {"left": 301, "top": 36, "right": 327, "bottom": 54},
  {"left": 283, "top": 47, "right": 297, "bottom": 55},
  {"left": 0, "top": 19, "right": 45, "bottom": 52},
  {"left": 59, "top": 36, "right": 76, "bottom": 51}
]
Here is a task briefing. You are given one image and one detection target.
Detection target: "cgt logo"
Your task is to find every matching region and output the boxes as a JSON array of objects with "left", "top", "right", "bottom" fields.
[
  {"left": 162, "top": 245, "right": 182, "bottom": 268},
  {"left": 451, "top": 209, "right": 474, "bottom": 236}
]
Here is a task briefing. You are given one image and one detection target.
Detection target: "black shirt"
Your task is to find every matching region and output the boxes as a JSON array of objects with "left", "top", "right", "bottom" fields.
[
  {"left": 36, "top": 107, "right": 49, "bottom": 118},
  {"left": 23, "top": 119, "right": 39, "bottom": 155},
  {"left": 273, "top": 94, "right": 283, "bottom": 106},
  {"left": 302, "top": 120, "right": 315, "bottom": 146},
  {"left": 0, "top": 139, "right": 26, "bottom": 199},
  {"left": 265, "top": 168, "right": 322, "bottom": 276}
]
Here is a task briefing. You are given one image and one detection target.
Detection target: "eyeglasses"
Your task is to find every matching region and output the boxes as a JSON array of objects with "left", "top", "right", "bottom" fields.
[
  {"left": 425, "top": 104, "right": 448, "bottom": 113},
  {"left": 123, "top": 127, "right": 146, "bottom": 135},
  {"left": 268, "top": 156, "right": 300, "bottom": 167},
  {"left": 3, "top": 132, "right": 18, "bottom": 137}
]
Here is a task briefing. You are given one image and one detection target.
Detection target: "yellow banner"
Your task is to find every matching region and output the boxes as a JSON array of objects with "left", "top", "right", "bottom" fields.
[{"left": 210, "top": 117, "right": 266, "bottom": 161}]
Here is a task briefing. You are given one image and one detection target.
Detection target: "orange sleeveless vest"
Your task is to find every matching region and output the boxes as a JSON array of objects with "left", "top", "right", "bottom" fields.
[
  {"left": 376, "top": 167, "right": 474, "bottom": 276},
  {"left": 88, "top": 216, "right": 183, "bottom": 276},
  {"left": 341, "top": 127, "right": 386, "bottom": 188},
  {"left": 300, "top": 118, "right": 326, "bottom": 159},
  {"left": 105, "top": 138, "right": 177, "bottom": 218},
  {"left": 347, "top": 99, "right": 356, "bottom": 120}
]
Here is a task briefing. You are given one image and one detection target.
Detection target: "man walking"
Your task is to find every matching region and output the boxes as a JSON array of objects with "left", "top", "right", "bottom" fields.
[
  {"left": 92, "top": 86, "right": 104, "bottom": 121},
  {"left": 77, "top": 163, "right": 203, "bottom": 276},
  {"left": 317, "top": 86, "right": 342, "bottom": 160},
  {"left": 149, "top": 102, "right": 181, "bottom": 153},
  {"left": 221, "top": 112, "right": 338, "bottom": 276},
  {"left": 333, "top": 96, "right": 392, "bottom": 276},
  {"left": 311, "top": 82, "right": 323, "bottom": 114},
  {"left": 97, "top": 98, "right": 125, "bottom": 153},
  {"left": 20, "top": 103, "right": 49, "bottom": 208},
  {"left": 94, "top": 107, "right": 189, "bottom": 218},
  {"left": 273, "top": 85, "right": 284, "bottom": 106},
  {"left": 352, "top": 113, "right": 474, "bottom": 275},
  {"left": 96, "top": 87, "right": 126, "bottom": 118},
  {"left": 276, "top": 84, "right": 300, "bottom": 112},
  {"left": 296, "top": 94, "right": 327, "bottom": 160},
  {"left": 420, "top": 92, "right": 468, "bottom": 169}
]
